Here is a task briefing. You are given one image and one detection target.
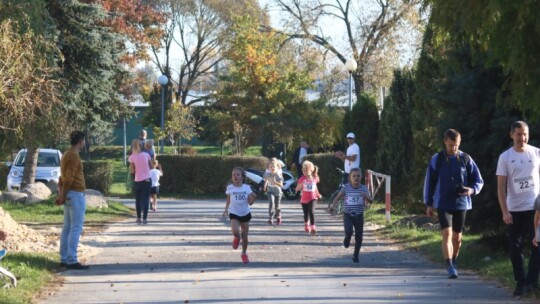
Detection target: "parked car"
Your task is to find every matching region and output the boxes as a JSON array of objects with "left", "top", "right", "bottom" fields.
[{"left": 6, "top": 148, "right": 62, "bottom": 191}]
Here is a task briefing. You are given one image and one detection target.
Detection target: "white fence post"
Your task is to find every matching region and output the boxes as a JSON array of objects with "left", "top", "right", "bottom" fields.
[{"left": 366, "top": 169, "right": 391, "bottom": 221}]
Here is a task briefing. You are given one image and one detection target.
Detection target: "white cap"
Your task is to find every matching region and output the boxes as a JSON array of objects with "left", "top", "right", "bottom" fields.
[{"left": 346, "top": 132, "right": 355, "bottom": 139}]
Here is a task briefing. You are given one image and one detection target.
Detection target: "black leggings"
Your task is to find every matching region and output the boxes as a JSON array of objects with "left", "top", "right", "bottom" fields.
[{"left": 301, "top": 200, "right": 316, "bottom": 224}]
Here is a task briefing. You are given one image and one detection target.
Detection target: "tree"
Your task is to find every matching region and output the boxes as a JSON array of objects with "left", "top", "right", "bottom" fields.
[
  {"left": 411, "top": 18, "right": 534, "bottom": 232},
  {"left": 426, "top": 0, "right": 540, "bottom": 118},
  {"left": 153, "top": 102, "right": 198, "bottom": 154},
  {"left": 0, "top": 1, "right": 64, "bottom": 187},
  {"left": 47, "top": 0, "right": 132, "bottom": 157},
  {"left": 267, "top": 0, "right": 422, "bottom": 97},
  {"left": 217, "top": 14, "right": 314, "bottom": 155},
  {"left": 376, "top": 69, "right": 415, "bottom": 202}
]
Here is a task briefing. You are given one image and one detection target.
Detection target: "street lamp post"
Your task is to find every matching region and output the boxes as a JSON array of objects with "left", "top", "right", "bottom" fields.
[
  {"left": 345, "top": 58, "right": 357, "bottom": 111},
  {"left": 157, "top": 75, "right": 168, "bottom": 154}
]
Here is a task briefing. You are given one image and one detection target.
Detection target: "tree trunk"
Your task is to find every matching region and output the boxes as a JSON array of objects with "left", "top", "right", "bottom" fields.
[{"left": 22, "top": 133, "right": 39, "bottom": 188}]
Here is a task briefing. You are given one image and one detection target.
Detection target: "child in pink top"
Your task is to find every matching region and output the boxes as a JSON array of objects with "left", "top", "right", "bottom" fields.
[{"left": 295, "top": 160, "right": 321, "bottom": 235}]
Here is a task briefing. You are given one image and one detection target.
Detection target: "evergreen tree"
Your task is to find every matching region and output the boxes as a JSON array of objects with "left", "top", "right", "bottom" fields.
[
  {"left": 376, "top": 69, "right": 415, "bottom": 203},
  {"left": 412, "top": 18, "right": 539, "bottom": 232},
  {"left": 47, "top": 0, "right": 131, "bottom": 149}
]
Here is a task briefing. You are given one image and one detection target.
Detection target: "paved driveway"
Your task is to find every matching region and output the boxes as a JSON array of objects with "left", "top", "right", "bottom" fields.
[{"left": 41, "top": 198, "right": 522, "bottom": 303}]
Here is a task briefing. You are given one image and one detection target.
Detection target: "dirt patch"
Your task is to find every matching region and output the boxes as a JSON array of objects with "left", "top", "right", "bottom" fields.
[{"left": 0, "top": 207, "right": 56, "bottom": 253}]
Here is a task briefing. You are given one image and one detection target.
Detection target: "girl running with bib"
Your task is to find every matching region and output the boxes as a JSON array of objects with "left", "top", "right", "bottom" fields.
[
  {"left": 328, "top": 168, "right": 373, "bottom": 263},
  {"left": 223, "top": 167, "right": 257, "bottom": 264},
  {"left": 296, "top": 160, "right": 321, "bottom": 235}
]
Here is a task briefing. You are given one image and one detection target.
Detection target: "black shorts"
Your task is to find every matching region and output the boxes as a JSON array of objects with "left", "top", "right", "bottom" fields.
[
  {"left": 437, "top": 209, "right": 467, "bottom": 233},
  {"left": 229, "top": 213, "right": 252, "bottom": 223},
  {"left": 150, "top": 186, "right": 159, "bottom": 195}
]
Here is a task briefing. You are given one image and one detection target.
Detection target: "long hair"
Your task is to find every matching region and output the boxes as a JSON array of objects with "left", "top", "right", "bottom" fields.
[
  {"left": 302, "top": 160, "right": 319, "bottom": 179},
  {"left": 131, "top": 139, "right": 141, "bottom": 154}
]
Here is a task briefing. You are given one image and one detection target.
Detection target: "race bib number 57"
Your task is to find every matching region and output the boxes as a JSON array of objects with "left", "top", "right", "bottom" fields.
[{"left": 513, "top": 176, "right": 534, "bottom": 193}]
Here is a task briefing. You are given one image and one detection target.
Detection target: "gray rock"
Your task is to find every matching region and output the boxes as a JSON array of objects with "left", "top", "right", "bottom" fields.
[
  {"left": 46, "top": 180, "right": 59, "bottom": 194},
  {"left": 21, "top": 182, "right": 52, "bottom": 204},
  {"left": 1, "top": 191, "right": 28, "bottom": 203},
  {"left": 85, "top": 189, "right": 108, "bottom": 208}
]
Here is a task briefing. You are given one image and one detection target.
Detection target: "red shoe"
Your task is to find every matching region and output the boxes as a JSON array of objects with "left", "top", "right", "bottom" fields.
[
  {"left": 268, "top": 218, "right": 273, "bottom": 225},
  {"left": 304, "top": 222, "right": 310, "bottom": 233},
  {"left": 310, "top": 225, "right": 317, "bottom": 235},
  {"left": 232, "top": 236, "right": 240, "bottom": 250},
  {"left": 241, "top": 253, "right": 249, "bottom": 264},
  {"left": 277, "top": 218, "right": 282, "bottom": 225}
]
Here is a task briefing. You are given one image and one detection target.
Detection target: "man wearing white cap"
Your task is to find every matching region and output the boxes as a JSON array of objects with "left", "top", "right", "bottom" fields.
[{"left": 334, "top": 132, "right": 361, "bottom": 184}]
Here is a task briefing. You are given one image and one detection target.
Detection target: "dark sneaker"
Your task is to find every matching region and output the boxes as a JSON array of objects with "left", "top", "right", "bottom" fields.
[
  {"left": 447, "top": 265, "right": 458, "bottom": 279},
  {"left": 343, "top": 236, "right": 351, "bottom": 248},
  {"left": 352, "top": 257, "right": 359, "bottom": 264},
  {"left": 66, "top": 262, "right": 90, "bottom": 270},
  {"left": 60, "top": 262, "right": 67, "bottom": 267},
  {"left": 268, "top": 218, "right": 273, "bottom": 225},
  {"left": 142, "top": 219, "right": 148, "bottom": 225},
  {"left": 136, "top": 218, "right": 142, "bottom": 225}
]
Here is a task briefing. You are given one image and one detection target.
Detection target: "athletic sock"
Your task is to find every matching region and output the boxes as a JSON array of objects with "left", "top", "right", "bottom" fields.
[
  {"left": 452, "top": 257, "right": 457, "bottom": 268},
  {"left": 445, "top": 258, "right": 453, "bottom": 267}
]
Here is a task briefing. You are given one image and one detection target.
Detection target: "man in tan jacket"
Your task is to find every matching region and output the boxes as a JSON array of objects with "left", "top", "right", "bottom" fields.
[{"left": 55, "top": 131, "right": 89, "bottom": 270}]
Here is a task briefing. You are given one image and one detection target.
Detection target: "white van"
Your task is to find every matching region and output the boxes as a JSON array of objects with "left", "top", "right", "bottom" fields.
[{"left": 6, "top": 148, "right": 62, "bottom": 191}]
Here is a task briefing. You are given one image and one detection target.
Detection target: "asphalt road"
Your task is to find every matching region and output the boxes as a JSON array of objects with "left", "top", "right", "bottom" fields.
[{"left": 40, "top": 198, "right": 524, "bottom": 304}]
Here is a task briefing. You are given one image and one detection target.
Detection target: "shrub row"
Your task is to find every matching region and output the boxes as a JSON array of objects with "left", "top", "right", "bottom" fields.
[
  {"left": 157, "top": 155, "right": 268, "bottom": 195},
  {"left": 84, "top": 161, "right": 114, "bottom": 194}
]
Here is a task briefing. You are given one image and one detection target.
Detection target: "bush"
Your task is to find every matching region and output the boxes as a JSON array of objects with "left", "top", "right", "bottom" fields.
[
  {"left": 180, "top": 145, "right": 197, "bottom": 155},
  {"left": 84, "top": 161, "right": 114, "bottom": 194},
  {"left": 158, "top": 155, "right": 268, "bottom": 195},
  {"left": 304, "top": 153, "right": 344, "bottom": 197}
]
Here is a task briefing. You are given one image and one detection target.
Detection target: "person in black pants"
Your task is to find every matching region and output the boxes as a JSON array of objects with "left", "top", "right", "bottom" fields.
[{"left": 497, "top": 121, "right": 540, "bottom": 297}]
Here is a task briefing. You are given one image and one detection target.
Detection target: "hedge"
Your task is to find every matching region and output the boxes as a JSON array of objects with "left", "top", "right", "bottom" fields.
[
  {"left": 83, "top": 161, "right": 114, "bottom": 194},
  {"left": 157, "top": 155, "right": 268, "bottom": 195}
]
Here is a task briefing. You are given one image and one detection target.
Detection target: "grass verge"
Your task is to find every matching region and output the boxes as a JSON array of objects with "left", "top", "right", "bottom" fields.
[
  {"left": 0, "top": 199, "right": 133, "bottom": 303},
  {"left": 364, "top": 205, "right": 520, "bottom": 297}
]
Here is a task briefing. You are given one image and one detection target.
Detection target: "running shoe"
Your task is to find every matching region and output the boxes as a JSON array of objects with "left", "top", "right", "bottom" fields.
[
  {"left": 241, "top": 253, "right": 249, "bottom": 264},
  {"left": 352, "top": 256, "right": 359, "bottom": 264},
  {"left": 304, "top": 222, "right": 310, "bottom": 233},
  {"left": 232, "top": 236, "right": 240, "bottom": 250},
  {"left": 268, "top": 218, "right": 273, "bottom": 225},
  {"left": 447, "top": 265, "right": 458, "bottom": 279},
  {"left": 136, "top": 218, "right": 142, "bottom": 225},
  {"left": 277, "top": 218, "right": 282, "bottom": 225},
  {"left": 142, "top": 219, "right": 148, "bottom": 225},
  {"left": 310, "top": 225, "right": 317, "bottom": 235},
  {"left": 343, "top": 236, "right": 351, "bottom": 248}
]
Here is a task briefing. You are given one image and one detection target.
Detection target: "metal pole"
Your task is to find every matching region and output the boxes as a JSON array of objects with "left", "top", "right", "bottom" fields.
[
  {"left": 348, "top": 72, "right": 353, "bottom": 111},
  {"left": 160, "top": 85, "right": 165, "bottom": 154}
]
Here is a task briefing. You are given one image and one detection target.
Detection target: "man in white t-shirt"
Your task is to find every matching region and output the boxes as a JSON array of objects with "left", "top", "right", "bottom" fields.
[
  {"left": 334, "top": 132, "right": 361, "bottom": 184},
  {"left": 497, "top": 120, "right": 540, "bottom": 297}
]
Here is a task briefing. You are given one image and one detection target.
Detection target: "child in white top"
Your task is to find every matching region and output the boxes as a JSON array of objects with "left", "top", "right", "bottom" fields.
[
  {"left": 149, "top": 160, "right": 163, "bottom": 211},
  {"left": 223, "top": 167, "right": 256, "bottom": 264}
]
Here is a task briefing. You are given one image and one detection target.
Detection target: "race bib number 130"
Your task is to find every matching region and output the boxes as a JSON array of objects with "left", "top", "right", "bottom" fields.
[{"left": 513, "top": 176, "right": 534, "bottom": 193}]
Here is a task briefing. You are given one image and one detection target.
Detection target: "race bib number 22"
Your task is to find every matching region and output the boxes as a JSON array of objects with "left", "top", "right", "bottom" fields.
[{"left": 513, "top": 176, "right": 534, "bottom": 193}]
